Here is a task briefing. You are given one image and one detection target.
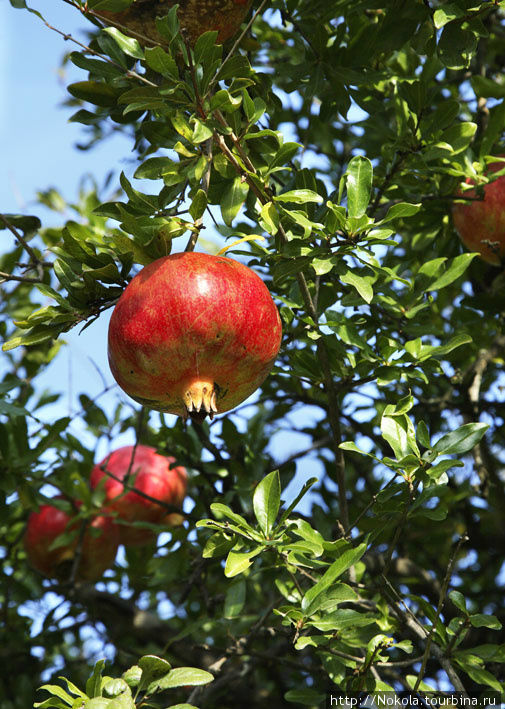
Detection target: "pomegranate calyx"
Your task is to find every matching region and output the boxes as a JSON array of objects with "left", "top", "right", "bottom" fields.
[{"left": 182, "top": 379, "right": 218, "bottom": 421}]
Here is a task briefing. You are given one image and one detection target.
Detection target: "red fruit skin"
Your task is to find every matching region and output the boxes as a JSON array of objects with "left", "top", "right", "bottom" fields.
[
  {"left": 452, "top": 162, "right": 505, "bottom": 266},
  {"left": 107, "top": 252, "right": 282, "bottom": 419},
  {"left": 93, "top": 0, "right": 253, "bottom": 47},
  {"left": 24, "top": 501, "right": 119, "bottom": 582},
  {"left": 90, "top": 445, "right": 188, "bottom": 546}
]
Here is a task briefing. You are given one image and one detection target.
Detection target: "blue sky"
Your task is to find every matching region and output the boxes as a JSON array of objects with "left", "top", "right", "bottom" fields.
[{"left": 2, "top": 2, "right": 133, "bottom": 211}]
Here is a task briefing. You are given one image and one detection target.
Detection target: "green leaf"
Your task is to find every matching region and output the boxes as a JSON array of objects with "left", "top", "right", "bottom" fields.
[
  {"left": 260, "top": 202, "right": 279, "bottom": 234},
  {"left": 103, "top": 27, "right": 144, "bottom": 58},
  {"left": 224, "top": 578, "right": 246, "bottom": 619},
  {"left": 427, "top": 459, "right": 463, "bottom": 479},
  {"left": 202, "top": 532, "right": 235, "bottom": 558},
  {"left": 33, "top": 700, "right": 72, "bottom": 709},
  {"left": 153, "top": 667, "right": 213, "bottom": 689},
  {"left": 191, "top": 119, "right": 213, "bottom": 144},
  {"left": 274, "top": 189, "right": 323, "bottom": 205},
  {"left": 192, "top": 30, "right": 220, "bottom": 66},
  {"left": 57, "top": 677, "right": 87, "bottom": 700},
  {"left": 121, "top": 666, "right": 142, "bottom": 689},
  {"left": 86, "top": 660, "right": 106, "bottom": 698},
  {"left": 220, "top": 176, "right": 249, "bottom": 226},
  {"left": 0, "top": 213, "right": 41, "bottom": 235},
  {"left": 433, "top": 4, "right": 464, "bottom": 29},
  {"left": 426, "top": 254, "right": 476, "bottom": 291},
  {"left": 312, "top": 257, "right": 335, "bottom": 276},
  {"left": 449, "top": 590, "right": 468, "bottom": 614},
  {"left": 346, "top": 155, "right": 373, "bottom": 218},
  {"left": 103, "top": 679, "right": 130, "bottom": 698},
  {"left": 301, "top": 541, "right": 367, "bottom": 613},
  {"left": 433, "top": 423, "right": 489, "bottom": 456},
  {"left": 137, "top": 656, "right": 171, "bottom": 692},
  {"left": 82, "top": 700, "right": 111, "bottom": 709},
  {"left": 340, "top": 269, "right": 373, "bottom": 303},
  {"left": 224, "top": 547, "right": 262, "bottom": 578},
  {"left": 441, "top": 122, "right": 477, "bottom": 155},
  {"left": 144, "top": 46, "right": 178, "bottom": 78},
  {"left": 210, "top": 502, "right": 256, "bottom": 533},
  {"left": 381, "top": 412, "right": 418, "bottom": 459},
  {"left": 35, "top": 686, "right": 74, "bottom": 707},
  {"left": 210, "top": 88, "right": 243, "bottom": 113},
  {"left": 302, "top": 582, "right": 358, "bottom": 616},
  {"left": 418, "top": 333, "right": 472, "bottom": 362},
  {"left": 284, "top": 689, "right": 326, "bottom": 705},
  {"left": 417, "top": 420, "right": 431, "bottom": 449},
  {"left": 380, "top": 202, "right": 421, "bottom": 223},
  {"left": 268, "top": 142, "right": 301, "bottom": 172},
  {"left": 471, "top": 75, "right": 505, "bottom": 99},
  {"left": 469, "top": 614, "right": 502, "bottom": 630},
  {"left": 438, "top": 23, "right": 478, "bottom": 70},
  {"left": 189, "top": 189, "right": 208, "bottom": 221},
  {"left": 171, "top": 112, "right": 193, "bottom": 141},
  {"left": 309, "top": 608, "right": 376, "bottom": 632},
  {"left": 253, "top": 470, "right": 281, "bottom": 538},
  {"left": 67, "top": 81, "right": 119, "bottom": 108},
  {"left": 454, "top": 658, "right": 503, "bottom": 691},
  {"left": 0, "top": 397, "right": 29, "bottom": 417}
]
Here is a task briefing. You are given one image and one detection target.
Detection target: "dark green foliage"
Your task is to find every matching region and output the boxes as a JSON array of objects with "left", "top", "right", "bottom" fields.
[{"left": 2, "top": 0, "right": 505, "bottom": 707}]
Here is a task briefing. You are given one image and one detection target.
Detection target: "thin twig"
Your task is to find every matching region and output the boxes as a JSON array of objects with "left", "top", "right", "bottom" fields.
[
  {"left": 0, "top": 270, "right": 43, "bottom": 284},
  {"left": 383, "top": 479, "right": 417, "bottom": 575},
  {"left": 185, "top": 138, "right": 213, "bottom": 252},
  {"left": 382, "top": 574, "right": 468, "bottom": 693},
  {"left": 0, "top": 213, "right": 43, "bottom": 278},
  {"left": 209, "top": 0, "right": 269, "bottom": 92},
  {"left": 38, "top": 6, "right": 157, "bottom": 87},
  {"left": 413, "top": 535, "right": 469, "bottom": 692}
]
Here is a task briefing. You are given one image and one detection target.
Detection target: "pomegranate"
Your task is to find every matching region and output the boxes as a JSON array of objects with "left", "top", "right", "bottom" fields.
[
  {"left": 90, "top": 444, "right": 187, "bottom": 546},
  {"left": 107, "top": 252, "right": 282, "bottom": 420},
  {"left": 90, "top": 0, "right": 253, "bottom": 48},
  {"left": 453, "top": 161, "right": 505, "bottom": 265},
  {"left": 24, "top": 499, "right": 119, "bottom": 582}
]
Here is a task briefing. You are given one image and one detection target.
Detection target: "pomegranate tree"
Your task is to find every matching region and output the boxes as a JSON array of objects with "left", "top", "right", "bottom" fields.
[
  {"left": 90, "top": 0, "right": 253, "bottom": 47},
  {"left": 91, "top": 444, "right": 187, "bottom": 546},
  {"left": 453, "top": 161, "right": 505, "bottom": 265},
  {"left": 24, "top": 499, "right": 119, "bottom": 581},
  {"left": 107, "top": 252, "right": 282, "bottom": 420}
]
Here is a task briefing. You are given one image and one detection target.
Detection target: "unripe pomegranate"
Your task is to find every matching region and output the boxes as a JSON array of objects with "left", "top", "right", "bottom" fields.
[
  {"left": 24, "top": 499, "right": 119, "bottom": 581},
  {"left": 107, "top": 252, "right": 282, "bottom": 420},
  {"left": 91, "top": 0, "right": 252, "bottom": 48},
  {"left": 90, "top": 445, "right": 187, "bottom": 546},
  {"left": 453, "top": 161, "right": 505, "bottom": 265}
]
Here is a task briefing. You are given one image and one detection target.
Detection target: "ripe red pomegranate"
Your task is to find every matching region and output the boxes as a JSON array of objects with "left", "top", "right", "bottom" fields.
[
  {"left": 90, "top": 445, "right": 187, "bottom": 546},
  {"left": 452, "top": 161, "right": 505, "bottom": 265},
  {"left": 91, "top": 0, "right": 253, "bottom": 48},
  {"left": 24, "top": 499, "right": 119, "bottom": 581},
  {"left": 107, "top": 252, "right": 282, "bottom": 420}
]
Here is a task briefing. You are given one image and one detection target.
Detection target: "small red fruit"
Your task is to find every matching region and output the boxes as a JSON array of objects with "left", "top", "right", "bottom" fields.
[
  {"left": 107, "top": 252, "right": 282, "bottom": 420},
  {"left": 91, "top": 0, "right": 253, "bottom": 48},
  {"left": 24, "top": 499, "right": 119, "bottom": 581},
  {"left": 452, "top": 161, "right": 505, "bottom": 265},
  {"left": 90, "top": 445, "right": 187, "bottom": 546}
]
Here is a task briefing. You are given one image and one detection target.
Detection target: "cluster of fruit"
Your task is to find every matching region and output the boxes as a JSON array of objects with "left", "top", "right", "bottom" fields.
[
  {"left": 25, "top": 249, "right": 282, "bottom": 584},
  {"left": 24, "top": 445, "right": 187, "bottom": 582}
]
